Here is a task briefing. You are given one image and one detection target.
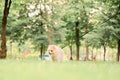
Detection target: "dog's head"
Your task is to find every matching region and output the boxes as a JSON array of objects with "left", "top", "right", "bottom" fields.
[{"left": 47, "top": 45, "right": 56, "bottom": 55}]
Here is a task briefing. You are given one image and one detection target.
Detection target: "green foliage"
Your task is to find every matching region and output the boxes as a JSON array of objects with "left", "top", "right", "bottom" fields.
[
  {"left": 86, "top": 26, "right": 116, "bottom": 48},
  {"left": 62, "top": 0, "right": 94, "bottom": 47},
  {"left": 1, "top": 0, "right": 120, "bottom": 57},
  {"left": 85, "top": 0, "right": 120, "bottom": 50},
  {"left": 15, "top": 0, "right": 67, "bottom": 50},
  {"left": 101, "top": 0, "right": 120, "bottom": 42}
]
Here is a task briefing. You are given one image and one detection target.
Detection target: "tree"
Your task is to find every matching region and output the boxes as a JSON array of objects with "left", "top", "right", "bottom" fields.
[
  {"left": 0, "top": 0, "right": 12, "bottom": 58},
  {"left": 16, "top": 0, "right": 66, "bottom": 59},
  {"left": 100, "top": 0, "right": 120, "bottom": 61},
  {"left": 62, "top": 0, "right": 94, "bottom": 60},
  {"left": 64, "top": 27, "right": 75, "bottom": 60},
  {"left": 83, "top": 0, "right": 120, "bottom": 61},
  {"left": 87, "top": 26, "right": 113, "bottom": 61}
]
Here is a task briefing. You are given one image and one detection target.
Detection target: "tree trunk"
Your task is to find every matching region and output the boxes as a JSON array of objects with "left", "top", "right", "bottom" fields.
[
  {"left": 116, "top": 39, "right": 120, "bottom": 62},
  {"left": 9, "top": 41, "right": 12, "bottom": 58},
  {"left": 103, "top": 45, "right": 106, "bottom": 61},
  {"left": 40, "top": 43, "right": 43, "bottom": 60},
  {"left": 43, "top": 44, "right": 45, "bottom": 54},
  {"left": 75, "top": 21, "right": 80, "bottom": 60},
  {"left": 0, "top": 0, "right": 12, "bottom": 58},
  {"left": 48, "top": 30, "right": 53, "bottom": 45},
  {"left": 91, "top": 48, "right": 94, "bottom": 61},
  {"left": 18, "top": 47, "right": 21, "bottom": 54},
  {"left": 85, "top": 24, "right": 89, "bottom": 61},
  {"left": 69, "top": 44, "right": 73, "bottom": 60},
  {"left": 81, "top": 0, "right": 90, "bottom": 61},
  {"left": 44, "top": 0, "right": 53, "bottom": 45},
  {"left": 85, "top": 42, "right": 89, "bottom": 60}
]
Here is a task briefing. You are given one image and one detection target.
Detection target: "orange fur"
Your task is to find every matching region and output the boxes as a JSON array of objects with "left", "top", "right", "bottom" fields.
[{"left": 47, "top": 45, "right": 65, "bottom": 61}]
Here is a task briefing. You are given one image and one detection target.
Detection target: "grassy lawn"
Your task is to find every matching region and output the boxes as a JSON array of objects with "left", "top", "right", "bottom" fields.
[{"left": 0, "top": 59, "right": 120, "bottom": 80}]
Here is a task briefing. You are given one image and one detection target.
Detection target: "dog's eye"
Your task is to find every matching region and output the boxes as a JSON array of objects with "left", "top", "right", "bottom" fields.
[{"left": 51, "top": 50, "right": 53, "bottom": 52}]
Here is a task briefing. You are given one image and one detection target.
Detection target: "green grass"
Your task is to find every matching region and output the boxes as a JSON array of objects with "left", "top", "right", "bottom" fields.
[{"left": 0, "top": 59, "right": 120, "bottom": 80}]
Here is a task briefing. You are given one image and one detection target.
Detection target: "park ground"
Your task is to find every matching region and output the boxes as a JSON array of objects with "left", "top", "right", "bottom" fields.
[{"left": 0, "top": 58, "right": 120, "bottom": 80}]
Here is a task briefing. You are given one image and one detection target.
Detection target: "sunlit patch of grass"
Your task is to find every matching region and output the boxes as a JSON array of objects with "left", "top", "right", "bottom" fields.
[{"left": 0, "top": 59, "right": 120, "bottom": 80}]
